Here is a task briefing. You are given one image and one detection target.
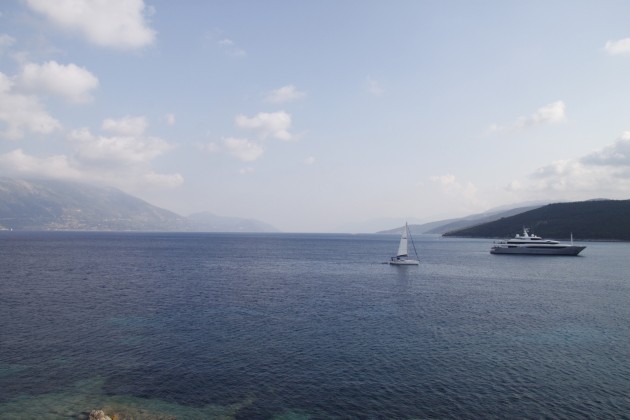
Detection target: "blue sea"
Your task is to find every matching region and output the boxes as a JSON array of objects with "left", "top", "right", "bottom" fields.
[{"left": 1, "top": 232, "right": 629, "bottom": 419}]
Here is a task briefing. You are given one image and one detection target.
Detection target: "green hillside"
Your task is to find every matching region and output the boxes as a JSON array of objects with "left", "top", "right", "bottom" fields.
[{"left": 443, "top": 200, "right": 630, "bottom": 241}]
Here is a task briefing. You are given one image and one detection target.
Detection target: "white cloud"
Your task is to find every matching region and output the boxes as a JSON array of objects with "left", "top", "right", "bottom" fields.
[
  {"left": 489, "top": 100, "right": 566, "bottom": 133},
  {"left": 102, "top": 116, "right": 147, "bottom": 136},
  {"left": 530, "top": 159, "right": 583, "bottom": 180},
  {"left": 223, "top": 137, "right": 264, "bottom": 162},
  {"left": 511, "top": 159, "right": 611, "bottom": 195},
  {"left": 0, "top": 72, "right": 62, "bottom": 139},
  {"left": 0, "top": 34, "right": 16, "bottom": 52},
  {"left": 366, "top": 76, "right": 384, "bottom": 96},
  {"left": 217, "top": 37, "right": 246, "bottom": 57},
  {"left": 235, "top": 111, "right": 293, "bottom": 141},
  {"left": 69, "top": 127, "right": 171, "bottom": 166},
  {"left": 265, "top": 85, "right": 306, "bottom": 104},
  {"left": 518, "top": 100, "right": 566, "bottom": 127},
  {"left": 239, "top": 167, "right": 255, "bottom": 175},
  {"left": 580, "top": 132, "right": 630, "bottom": 167},
  {"left": 430, "top": 173, "right": 478, "bottom": 201},
  {"left": 26, "top": 0, "right": 156, "bottom": 50},
  {"left": 430, "top": 173, "right": 456, "bottom": 186},
  {"left": 143, "top": 171, "right": 184, "bottom": 188},
  {"left": 0, "top": 104, "right": 180, "bottom": 190},
  {"left": 165, "top": 113, "right": 176, "bottom": 126},
  {"left": 200, "top": 141, "right": 220, "bottom": 154},
  {"left": 304, "top": 156, "right": 315, "bottom": 165},
  {"left": 18, "top": 61, "right": 99, "bottom": 103},
  {"left": 604, "top": 38, "right": 630, "bottom": 55},
  {"left": 427, "top": 173, "right": 482, "bottom": 213},
  {"left": 508, "top": 132, "right": 630, "bottom": 198},
  {"left": 0, "top": 148, "right": 81, "bottom": 179},
  {"left": 0, "top": 147, "right": 183, "bottom": 189},
  {"left": 204, "top": 112, "right": 294, "bottom": 163}
]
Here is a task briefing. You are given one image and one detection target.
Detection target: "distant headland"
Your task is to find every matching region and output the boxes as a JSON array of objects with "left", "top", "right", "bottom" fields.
[{"left": 442, "top": 199, "right": 630, "bottom": 241}]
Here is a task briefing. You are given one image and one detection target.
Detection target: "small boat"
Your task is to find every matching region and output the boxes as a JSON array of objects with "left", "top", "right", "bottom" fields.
[
  {"left": 490, "top": 228, "right": 586, "bottom": 256},
  {"left": 388, "top": 223, "right": 420, "bottom": 265}
]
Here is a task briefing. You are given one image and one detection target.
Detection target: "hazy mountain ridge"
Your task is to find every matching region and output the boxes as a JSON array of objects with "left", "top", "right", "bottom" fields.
[
  {"left": 378, "top": 203, "right": 546, "bottom": 235},
  {"left": 423, "top": 204, "right": 545, "bottom": 234},
  {"left": 187, "top": 211, "right": 280, "bottom": 233},
  {"left": 0, "top": 178, "right": 278, "bottom": 232},
  {"left": 442, "top": 199, "right": 630, "bottom": 241},
  {"left": 337, "top": 217, "right": 427, "bottom": 234}
]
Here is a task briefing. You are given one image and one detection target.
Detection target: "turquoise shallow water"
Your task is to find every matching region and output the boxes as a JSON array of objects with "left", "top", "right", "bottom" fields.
[{"left": 1, "top": 232, "right": 629, "bottom": 419}]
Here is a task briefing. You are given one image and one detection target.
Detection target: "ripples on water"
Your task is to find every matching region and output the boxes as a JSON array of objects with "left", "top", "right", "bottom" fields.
[{"left": 1, "top": 232, "right": 629, "bottom": 419}]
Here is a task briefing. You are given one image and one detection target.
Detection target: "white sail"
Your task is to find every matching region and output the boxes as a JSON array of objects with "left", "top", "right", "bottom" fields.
[
  {"left": 396, "top": 224, "right": 409, "bottom": 257},
  {"left": 387, "top": 222, "right": 419, "bottom": 265}
]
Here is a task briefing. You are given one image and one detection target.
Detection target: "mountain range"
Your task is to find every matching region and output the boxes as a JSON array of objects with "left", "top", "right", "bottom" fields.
[
  {"left": 378, "top": 203, "right": 546, "bottom": 235},
  {"left": 186, "top": 211, "right": 279, "bottom": 233},
  {"left": 0, "top": 178, "right": 278, "bottom": 232},
  {"left": 2, "top": 178, "right": 627, "bottom": 239}
]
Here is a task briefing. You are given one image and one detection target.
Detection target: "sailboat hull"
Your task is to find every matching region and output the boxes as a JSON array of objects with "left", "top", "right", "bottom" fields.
[{"left": 388, "top": 259, "right": 419, "bottom": 265}]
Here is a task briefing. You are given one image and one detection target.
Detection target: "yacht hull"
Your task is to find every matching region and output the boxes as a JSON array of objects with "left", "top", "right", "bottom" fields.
[{"left": 490, "top": 246, "right": 585, "bottom": 256}]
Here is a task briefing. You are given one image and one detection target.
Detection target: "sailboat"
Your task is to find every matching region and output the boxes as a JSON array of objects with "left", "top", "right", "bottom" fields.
[{"left": 388, "top": 222, "right": 419, "bottom": 265}]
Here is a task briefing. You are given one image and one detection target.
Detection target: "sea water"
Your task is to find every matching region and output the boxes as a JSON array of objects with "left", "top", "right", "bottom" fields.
[{"left": 0, "top": 232, "right": 629, "bottom": 419}]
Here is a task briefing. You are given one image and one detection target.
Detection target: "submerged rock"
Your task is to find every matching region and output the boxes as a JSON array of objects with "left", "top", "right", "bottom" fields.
[{"left": 88, "top": 410, "right": 111, "bottom": 420}]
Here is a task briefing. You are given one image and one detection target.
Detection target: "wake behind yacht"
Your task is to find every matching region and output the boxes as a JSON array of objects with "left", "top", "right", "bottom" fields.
[{"left": 490, "top": 228, "right": 585, "bottom": 256}]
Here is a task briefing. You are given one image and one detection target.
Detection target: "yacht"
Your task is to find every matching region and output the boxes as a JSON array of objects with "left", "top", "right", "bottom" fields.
[{"left": 490, "top": 228, "right": 585, "bottom": 256}]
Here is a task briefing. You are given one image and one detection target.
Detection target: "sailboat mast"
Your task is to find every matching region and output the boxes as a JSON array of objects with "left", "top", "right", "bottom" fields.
[{"left": 407, "top": 223, "right": 420, "bottom": 260}]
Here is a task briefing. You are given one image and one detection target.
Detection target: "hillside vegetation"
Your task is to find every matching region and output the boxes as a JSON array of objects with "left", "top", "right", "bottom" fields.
[{"left": 443, "top": 200, "right": 630, "bottom": 241}]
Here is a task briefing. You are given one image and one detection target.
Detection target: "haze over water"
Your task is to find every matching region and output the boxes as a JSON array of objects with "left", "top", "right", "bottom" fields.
[{"left": 1, "top": 232, "right": 629, "bottom": 418}]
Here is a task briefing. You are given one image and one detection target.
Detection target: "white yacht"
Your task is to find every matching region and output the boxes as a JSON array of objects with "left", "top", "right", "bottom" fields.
[{"left": 490, "top": 228, "right": 585, "bottom": 256}]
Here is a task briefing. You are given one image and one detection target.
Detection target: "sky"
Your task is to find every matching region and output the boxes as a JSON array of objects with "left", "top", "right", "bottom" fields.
[{"left": 1, "top": 1, "right": 630, "bottom": 232}]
